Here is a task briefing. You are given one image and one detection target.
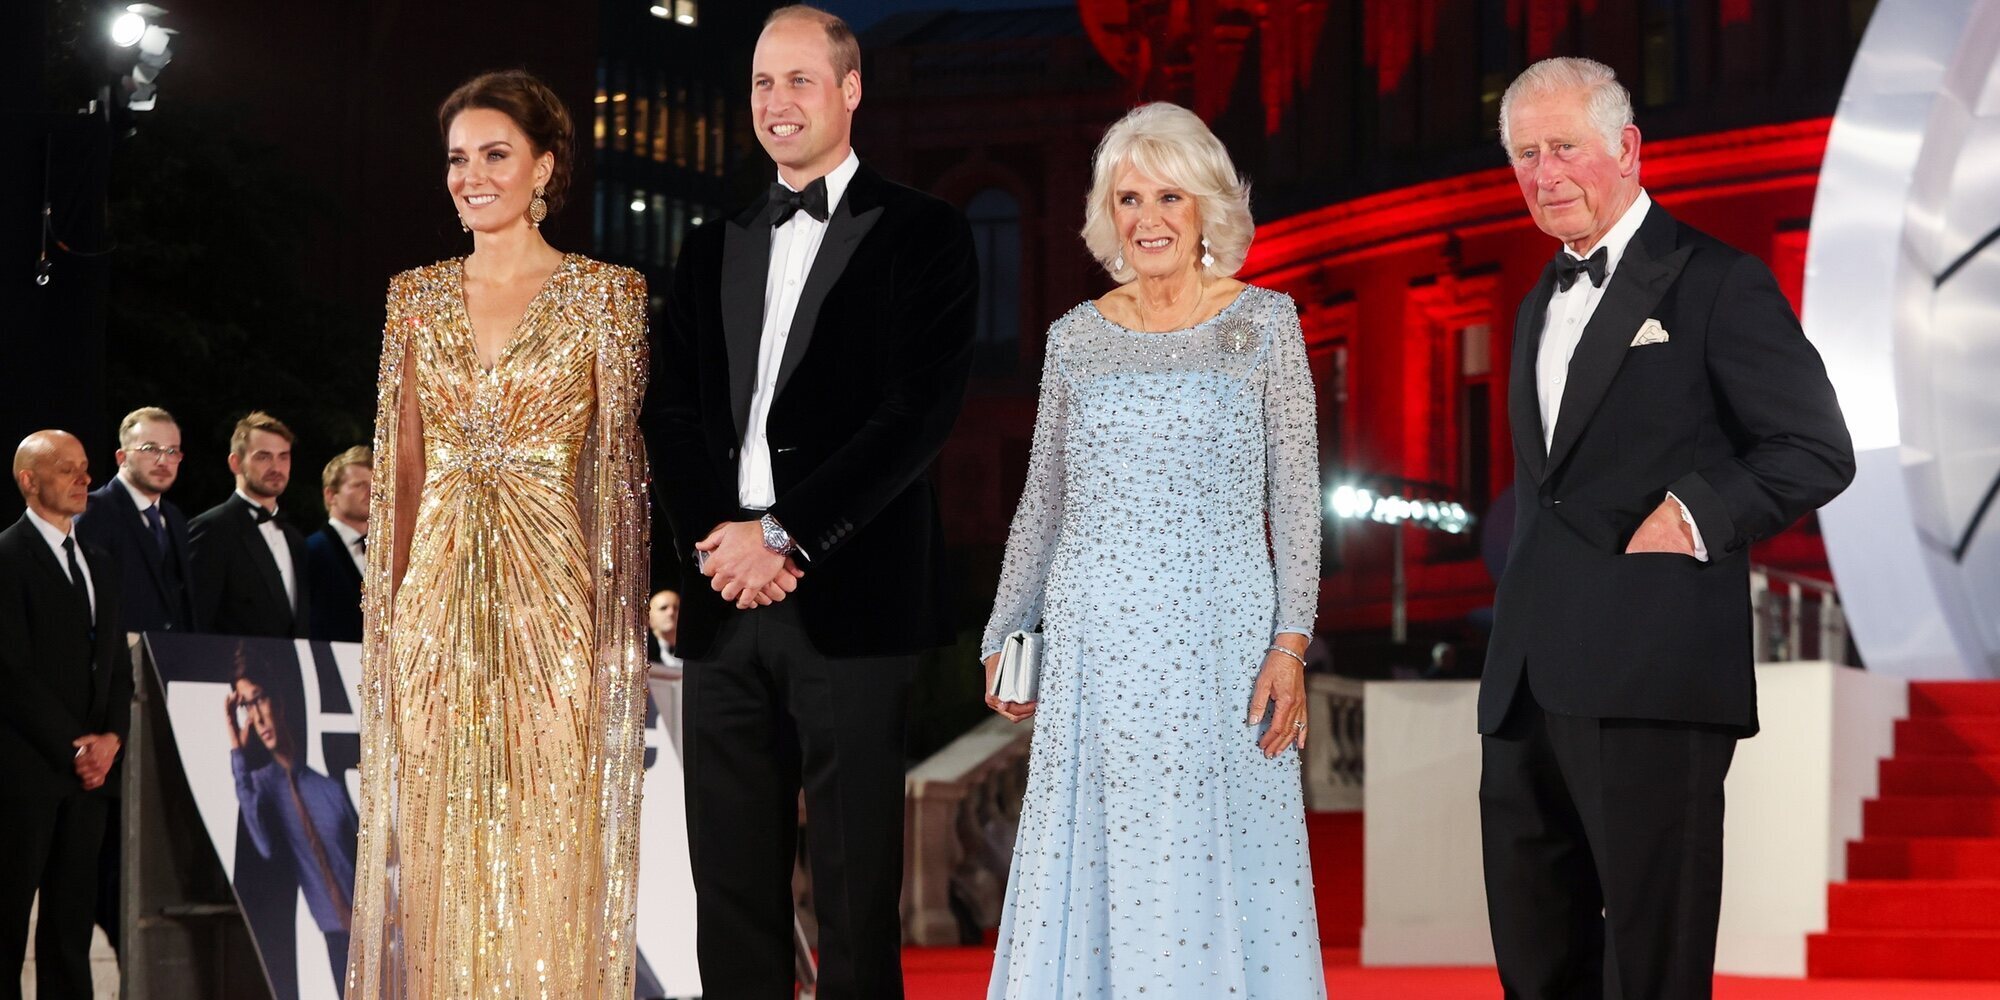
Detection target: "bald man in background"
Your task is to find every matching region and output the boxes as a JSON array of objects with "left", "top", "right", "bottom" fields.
[{"left": 0, "top": 431, "right": 130, "bottom": 1000}]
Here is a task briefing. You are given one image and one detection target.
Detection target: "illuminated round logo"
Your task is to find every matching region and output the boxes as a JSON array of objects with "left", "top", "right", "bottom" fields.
[{"left": 1805, "top": 0, "right": 2000, "bottom": 677}]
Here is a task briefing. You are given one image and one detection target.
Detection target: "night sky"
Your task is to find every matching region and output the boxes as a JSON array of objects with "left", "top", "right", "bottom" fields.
[{"left": 818, "top": 0, "right": 1054, "bottom": 31}]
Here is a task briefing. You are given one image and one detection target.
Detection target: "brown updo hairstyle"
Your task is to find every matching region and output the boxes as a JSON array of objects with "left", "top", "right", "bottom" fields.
[{"left": 437, "top": 69, "right": 575, "bottom": 217}]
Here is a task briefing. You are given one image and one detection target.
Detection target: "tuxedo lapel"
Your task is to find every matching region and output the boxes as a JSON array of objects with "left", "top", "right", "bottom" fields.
[
  {"left": 341, "top": 538, "right": 364, "bottom": 587},
  {"left": 1542, "top": 207, "right": 1692, "bottom": 482},
  {"left": 722, "top": 197, "right": 774, "bottom": 439},
  {"left": 79, "top": 542, "right": 114, "bottom": 700},
  {"left": 772, "top": 172, "right": 885, "bottom": 402},
  {"left": 285, "top": 526, "right": 310, "bottom": 618},
  {"left": 1510, "top": 263, "right": 1560, "bottom": 485},
  {"left": 25, "top": 523, "right": 89, "bottom": 623},
  {"left": 235, "top": 499, "right": 293, "bottom": 625}
]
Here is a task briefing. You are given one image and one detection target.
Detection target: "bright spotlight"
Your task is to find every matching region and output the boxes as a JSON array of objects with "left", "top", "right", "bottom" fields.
[
  {"left": 113, "top": 5, "right": 175, "bottom": 111},
  {"left": 648, "top": 5, "right": 670, "bottom": 17},
  {"left": 1325, "top": 480, "right": 1476, "bottom": 534},
  {"left": 630, "top": 198, "right": 647, "bottom": 213},
  {"left": 110, "top": 12, "right": 146, "bottom": 47}
]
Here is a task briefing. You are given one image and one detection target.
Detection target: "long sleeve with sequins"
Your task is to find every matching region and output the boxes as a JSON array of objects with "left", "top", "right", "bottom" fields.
[
  {"left": 1263, "top": 299, "right": 1322, "bottom": 637},
  {"left": 980, "top": 327, "right": 1069, "bottom": 659}
]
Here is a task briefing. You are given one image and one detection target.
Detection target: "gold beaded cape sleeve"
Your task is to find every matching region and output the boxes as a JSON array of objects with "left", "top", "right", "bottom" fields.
[{"left": 346, "top": 255, "right": 651, "bottom": 999}]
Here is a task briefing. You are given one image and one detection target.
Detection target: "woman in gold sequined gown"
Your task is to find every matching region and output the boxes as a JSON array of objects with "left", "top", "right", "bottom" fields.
[{"left": 346, "top": 71, "right": 651, "bottom": 999}]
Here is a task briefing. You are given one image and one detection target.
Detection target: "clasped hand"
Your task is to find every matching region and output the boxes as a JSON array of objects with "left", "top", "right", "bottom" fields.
[
  {"left": 697, "top": 520, "right": 806, "bottom": 611},
  {"left": 982, "top": 651, "right": 1036, "bottom": 723},
  {"left": 72, "top": 732, "right": 121, "bottom": 791}
]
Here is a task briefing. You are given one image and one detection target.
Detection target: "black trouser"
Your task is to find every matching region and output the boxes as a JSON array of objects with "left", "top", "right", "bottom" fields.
[
  {"left": 0, "top": 793, "right": 109, "bottom": 1000},
  {"left": 684, "top": 599, "right": 916, "bottom": 1000},
  {"left": 93, "top": 802, "right": 120, "bottom": 954},
  {"left": 1479, "top": 678, "right": 1737, "bottom": 1000}
]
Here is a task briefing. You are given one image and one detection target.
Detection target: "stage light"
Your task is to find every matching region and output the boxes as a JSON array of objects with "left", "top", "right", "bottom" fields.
[
  {"left": 112, "top": 4, "right": 176, "bottom": 112},
  {"left": 1326, "top": 482, "right": 1474, "bottom": 534},
  {"left": 630, "top": 198, "right": 647, "bottom": 213},
  {"left": 110, "top": 11, "right": 146, "bottom": 47}
]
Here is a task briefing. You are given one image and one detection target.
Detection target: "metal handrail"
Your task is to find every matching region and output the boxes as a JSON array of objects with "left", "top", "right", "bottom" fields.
[{"left": 1750, "top": 563, "right": 1854, "bottom": 665}]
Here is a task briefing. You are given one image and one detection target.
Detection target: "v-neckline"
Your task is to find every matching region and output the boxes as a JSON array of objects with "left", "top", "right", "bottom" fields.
[{"left": 457, "top": 254, "right": 570, "bottom": 374}]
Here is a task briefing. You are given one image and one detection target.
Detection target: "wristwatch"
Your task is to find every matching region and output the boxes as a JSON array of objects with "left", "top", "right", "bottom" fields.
[{"left": 759, "top": 513, "right": 797, "bottom": 556}]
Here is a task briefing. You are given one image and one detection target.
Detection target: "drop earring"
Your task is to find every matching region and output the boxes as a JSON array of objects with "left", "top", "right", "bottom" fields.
[
  {"left": 528, "top": 186, "right": 549, "bottom": 227},
  {"left": 1113, "top": 251, "right": 1125, "bottom": 272},
  {"left": 459, "top": 216, "right": 470, "bottom": 233},
  {"left": 1200, "top": 236, "right": 1215, "bottom": 269}
]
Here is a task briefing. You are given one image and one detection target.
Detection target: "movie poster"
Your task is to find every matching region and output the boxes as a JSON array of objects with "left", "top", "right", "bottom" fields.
[{"left": 144, "top": 633, "right": 700, "bottom": 999}]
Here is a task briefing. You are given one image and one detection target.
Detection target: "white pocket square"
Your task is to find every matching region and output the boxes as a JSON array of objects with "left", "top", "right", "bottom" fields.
[{"left": 1630, "top": 318, "right": 1670, "bottom": 347}]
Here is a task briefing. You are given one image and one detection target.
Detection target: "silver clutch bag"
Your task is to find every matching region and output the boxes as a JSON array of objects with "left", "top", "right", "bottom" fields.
[{"left": 992, "top": 629, "right": 1041, "bottom": 703}]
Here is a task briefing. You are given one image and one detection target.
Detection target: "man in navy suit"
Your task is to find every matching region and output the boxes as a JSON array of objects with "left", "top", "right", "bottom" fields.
[
  {"left": 76, "top": 407, "right": 197, "bottom": 635},
  {"left": 74, "top": 406, "right": 198, "bottom": 955},
  {"left": 306, "top": 446, "right": 370, "bottom": 643},
  {"left": 1, "top": 431, "right": 129, "bottom": 1000}
]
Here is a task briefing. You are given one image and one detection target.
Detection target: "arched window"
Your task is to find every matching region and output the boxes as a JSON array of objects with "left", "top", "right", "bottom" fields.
[{"left": 966, "top": 188, "right": 1021, "bottom": 376}]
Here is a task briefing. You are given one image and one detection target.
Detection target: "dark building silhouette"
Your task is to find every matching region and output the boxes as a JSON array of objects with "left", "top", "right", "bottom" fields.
[{"left": 591, "top": 0, "right": 782, "bottom": 301}]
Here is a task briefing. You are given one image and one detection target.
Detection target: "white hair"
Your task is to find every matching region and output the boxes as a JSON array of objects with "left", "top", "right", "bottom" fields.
[
  {"left": 1498, "top": 57, "right": 1633, "bottom": 159},
  {"left": 1081, "top": 102, "right": 1254, "bottom": 283}
]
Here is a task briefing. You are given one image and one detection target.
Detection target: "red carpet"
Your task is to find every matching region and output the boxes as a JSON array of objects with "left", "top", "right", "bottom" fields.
[
  {"left": 1811, "top": 681, "right": 2000, "bottom": 979},
  {"left": 904, "top": 946, "right": 2000, "bottom": 997},
  {"left": 905, "top": 800, "right": 2000, "bottom": 996},
  {"left": 1306, "top": 811, "right": 1363, "bottom": 947}
]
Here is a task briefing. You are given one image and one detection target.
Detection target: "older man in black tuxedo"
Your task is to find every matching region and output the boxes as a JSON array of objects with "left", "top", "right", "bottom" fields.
[
  {"left": 1, "top": 430, "right": 129, "bottom": 1000},
  {"left": 190, "top": 411, "right": 311, "bottom": 639},
  {"left": 1479, "top": 58, "right": 1855, "bottom": 999},
  {"left": 643, "top": 6, "right": 977, "bottom": 997}
]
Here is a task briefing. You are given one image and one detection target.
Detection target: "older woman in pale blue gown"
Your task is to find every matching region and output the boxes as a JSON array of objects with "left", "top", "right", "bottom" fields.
[{"left": 980, "top": 102, "right": 1326, "bottom": 1000}]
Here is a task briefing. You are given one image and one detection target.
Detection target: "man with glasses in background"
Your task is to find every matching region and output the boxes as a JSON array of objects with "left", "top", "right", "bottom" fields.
[
  {"left": 75, "top": 406, "right": 199, "bottom": 958},
  {"left": 77, "top": 407, "right": 199, "bottom": 636}
]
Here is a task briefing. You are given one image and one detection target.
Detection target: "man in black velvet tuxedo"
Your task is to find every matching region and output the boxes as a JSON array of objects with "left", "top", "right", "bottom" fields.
[
  {"left": 1, "top": 431, "right": 130, "bottom": 1000},
  {"left": 306, "top": 446, "right": 370, "bottom": 643},
  {"left": 643, "top": 6, "right": 977, "bottom": 997},
  {"left": 190, "top": 411, "right": 312, "bottom": 640},
  {"left": 1479, "top": 58, "right": 1854, "bottom": 999},
  {"left": 74, "top": 406, "right": 197, "bottom": 955}
]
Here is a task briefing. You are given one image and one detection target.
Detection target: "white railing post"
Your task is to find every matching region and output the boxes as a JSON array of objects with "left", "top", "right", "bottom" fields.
[{"left": 1305, "top": 674, "right": 1364, "bottom": 812}]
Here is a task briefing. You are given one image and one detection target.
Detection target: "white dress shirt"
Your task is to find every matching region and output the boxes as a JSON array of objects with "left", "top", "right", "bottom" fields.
[
  {"left": 1534, "top": 190, "right": 1706, "bottom": 560},
  {"left": 238, "top": 490, "right": 300, "bottom": 608},
  {"left": 27, "top": 507, "right": 96, "bottom": 619},
  {"left": 327, "top": 518, "right": 367, "bottom": 577},
  {"left": 739, "top": 149, "right": 862, "bottom": 512}
]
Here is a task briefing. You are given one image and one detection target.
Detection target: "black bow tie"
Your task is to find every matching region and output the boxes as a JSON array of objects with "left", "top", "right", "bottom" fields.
[
  {"left": 768, "top": 178, "right": 830, "bottom": 227},
  {"left": 246, "top": 502, "right": 278, "bottom": 525},
  {"left": 1554, "top": 246, "right": 1609, "bottom": 291}
]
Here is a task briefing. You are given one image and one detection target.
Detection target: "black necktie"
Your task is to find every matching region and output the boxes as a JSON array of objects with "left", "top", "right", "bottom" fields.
[
  {"left": 63, "top": 536, "right": 94, "bottom": 627},
  {"left": 355, "top": 533, "right": 367, "bottom": 554},
  {"left": 768, "top": 177, "right": 830, "bottom": 227},
  {"left": 143, "top": 504, "right": 167, "bottom": 552},
  {"left": 1554, "top": 246, "right": 1609, "bottom": 291}
]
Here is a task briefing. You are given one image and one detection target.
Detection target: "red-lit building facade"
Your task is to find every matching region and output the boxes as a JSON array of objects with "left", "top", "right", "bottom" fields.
[{"left": 864, "top": 1, "right": 1875, "bottom": 665}]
